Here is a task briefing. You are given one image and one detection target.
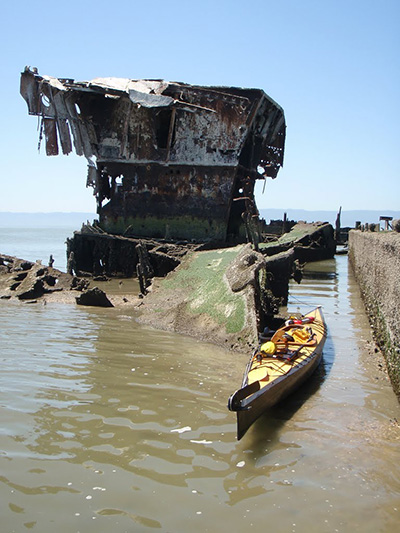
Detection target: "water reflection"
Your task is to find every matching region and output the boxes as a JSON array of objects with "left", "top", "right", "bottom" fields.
[{"left": 1, "top": 255, "right": 399, "bottom": 532}]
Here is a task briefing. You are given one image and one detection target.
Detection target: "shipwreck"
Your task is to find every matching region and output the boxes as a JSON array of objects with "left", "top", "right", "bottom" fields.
[
  {"left": 18, "top": 67, "right": 336, "bottom": 349},
  {"left": 20, "top": 67, "right": 285, "bottom": 246}
]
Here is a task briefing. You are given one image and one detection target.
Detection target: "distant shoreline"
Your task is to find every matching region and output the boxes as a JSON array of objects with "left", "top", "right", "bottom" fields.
[
  {"left": 259, "top": 209, "right": 400, "bottom": 228},
  {"left": 1, "top": 210, "right": 399, "bottom": 231}
]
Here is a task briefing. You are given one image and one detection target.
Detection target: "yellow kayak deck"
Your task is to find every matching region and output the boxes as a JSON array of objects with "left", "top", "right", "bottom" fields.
[{"left": 246, "top": 307, "right": 327, "bottom": 389}]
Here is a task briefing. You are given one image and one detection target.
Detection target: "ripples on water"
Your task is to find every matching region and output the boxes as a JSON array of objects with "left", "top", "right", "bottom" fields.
[{"left": 1, "top": 256, "right": 399, "bottom": 532}]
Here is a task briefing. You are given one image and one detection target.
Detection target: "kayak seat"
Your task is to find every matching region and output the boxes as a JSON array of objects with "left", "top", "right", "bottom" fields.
[{"left": 271, "top": 327, "right": 294, "bottom": 344}]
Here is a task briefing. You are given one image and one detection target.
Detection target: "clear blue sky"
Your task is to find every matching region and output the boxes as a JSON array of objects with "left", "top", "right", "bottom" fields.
[{"left": 1, "top": 0, "right": 399, "bottom": 213}]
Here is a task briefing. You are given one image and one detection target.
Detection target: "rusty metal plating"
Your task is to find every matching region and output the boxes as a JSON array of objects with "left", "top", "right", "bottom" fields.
[{"left": 21, "top": 66, "right": 285, "bottom": 242}]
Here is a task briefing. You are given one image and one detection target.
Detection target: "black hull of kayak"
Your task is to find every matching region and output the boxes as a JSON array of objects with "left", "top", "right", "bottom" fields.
[{"left": 236, "top": 349, "right": 323, "bottom": 440}]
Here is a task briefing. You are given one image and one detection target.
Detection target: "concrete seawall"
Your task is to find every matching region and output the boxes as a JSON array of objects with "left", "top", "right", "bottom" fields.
[{"left": 349, "top": 230, "right": 400, "bottom": 397}]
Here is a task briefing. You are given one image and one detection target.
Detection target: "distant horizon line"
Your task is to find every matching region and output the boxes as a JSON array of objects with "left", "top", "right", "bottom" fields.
[
  {"left": 1, "top": 209, "right": 400, "bottom": 214},
  {"left": 0, "top": 211, "right": 98, "bottom": 215}
]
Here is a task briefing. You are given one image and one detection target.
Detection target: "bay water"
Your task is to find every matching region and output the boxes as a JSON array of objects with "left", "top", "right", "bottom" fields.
[{"left": 0, "top": 226, "right": 399, "bottom": 532}]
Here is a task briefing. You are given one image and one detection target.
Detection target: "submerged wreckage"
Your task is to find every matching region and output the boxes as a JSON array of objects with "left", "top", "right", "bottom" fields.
[{"left": 18, "top": 67, "right": 334, "bottom": 350}]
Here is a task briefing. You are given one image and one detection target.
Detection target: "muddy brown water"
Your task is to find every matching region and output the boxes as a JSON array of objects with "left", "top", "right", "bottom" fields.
[{"left": 1, "top": 255, "right": 399, "bottom": 532}]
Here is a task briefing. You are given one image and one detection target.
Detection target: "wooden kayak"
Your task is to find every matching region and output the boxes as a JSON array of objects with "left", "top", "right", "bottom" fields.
[{"left": 228, "top": 306, "right": 327, "bottom": 440}]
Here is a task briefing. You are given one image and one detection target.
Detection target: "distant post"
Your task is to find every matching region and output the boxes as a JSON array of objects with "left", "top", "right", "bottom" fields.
[
  {"left": 335, "top": 206, "right": 342, "bottom": 243},
  {"left": 379, "top": 216, "right": 393, "bottom": 231}
]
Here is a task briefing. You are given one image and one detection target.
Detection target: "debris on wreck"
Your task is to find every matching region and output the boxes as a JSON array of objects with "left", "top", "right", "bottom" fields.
[
  {"left": 0, "top": 253, "right": 85, "bottom": 301},
  {"left": 260, "top": 221, "right": 336, "bottom": 262},
  {"left": 65, "top": 223, "right": 196, "bottom": 280},
  {"left": 76, "top": 287, "right": 113, "bottom": 308},
  {"left": 0, "top": 253, "right": 131, "bottom": 308}
]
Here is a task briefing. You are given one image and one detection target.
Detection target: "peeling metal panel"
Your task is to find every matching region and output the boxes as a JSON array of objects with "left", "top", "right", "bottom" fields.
[
  {"left": 20, "top": 66, "right": 286, "bottom": 242},
  {"left": 20, "top": 70, "right": 41, "bottom": 115},
  {"left": 52, "top": 91, "right": 73, "bottom": 155},
  {"left": 128, "top": 89, "right": 174, "bottom": 108},
  {"left": 56, "top": 118, "right": 73, "bottom": 155},
  {"left": 43, "top": 118, "right": 58, "bottom": 156},
  {"left": 63, "top": 95, "right": 85, "bottom": 157}
]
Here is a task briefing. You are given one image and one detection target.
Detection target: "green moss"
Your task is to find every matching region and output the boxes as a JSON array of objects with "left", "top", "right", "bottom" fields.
[
  {"left": 259, "top": 225, "right": 318, "bottom": 250},
  {"left": 374, "top": 306, "right": 400, "bottom": 395},
  {"left": 100, "top": 215, "right": 226, "bottom": 241},
  {"left": 162, "top": 247, "right": 246, "bottom": 333}
]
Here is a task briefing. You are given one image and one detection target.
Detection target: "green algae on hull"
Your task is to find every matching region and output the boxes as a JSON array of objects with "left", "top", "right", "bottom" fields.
[
  {"left": 162, "top": 247, "right": 246, "bottom": 334},
  {"left": 137, "top": 244, "right": 263, "bottom": 351}
]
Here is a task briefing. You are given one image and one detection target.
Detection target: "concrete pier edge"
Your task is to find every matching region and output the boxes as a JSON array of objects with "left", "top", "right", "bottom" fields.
[{"left": 349, "top": 230, "right": 400, "bottom": 398}]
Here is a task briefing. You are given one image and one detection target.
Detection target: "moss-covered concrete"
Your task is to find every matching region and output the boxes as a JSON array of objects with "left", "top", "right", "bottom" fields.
[
  {"left": 137, "top": 244, "right": 265, "bottom": 352},
  {"left": 349, "top": 230, "right": 400, "bottom": 398}
]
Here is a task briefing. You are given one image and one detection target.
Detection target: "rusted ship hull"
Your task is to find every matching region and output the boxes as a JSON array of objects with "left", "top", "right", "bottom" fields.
[{"left": 20, "top": 67, "right": 286, "bottom": 243}]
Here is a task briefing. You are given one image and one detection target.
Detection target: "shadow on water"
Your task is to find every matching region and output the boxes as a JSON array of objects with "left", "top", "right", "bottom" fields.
[{"left": 301, "top": 270, "right": 337, "bottom": 280}]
